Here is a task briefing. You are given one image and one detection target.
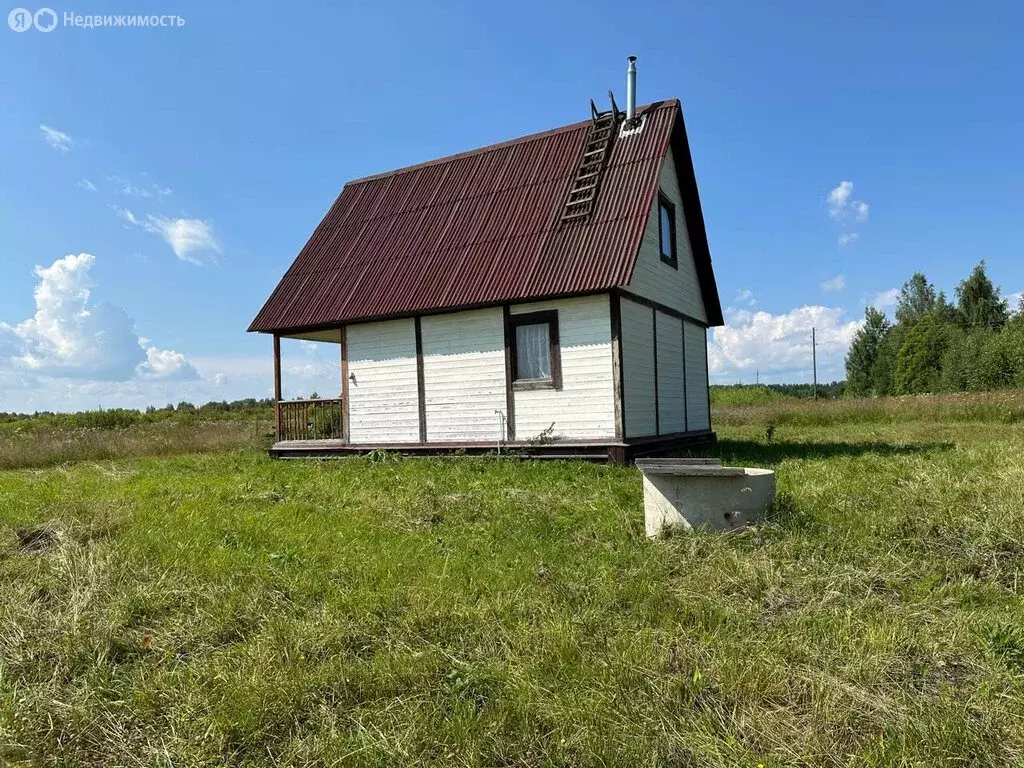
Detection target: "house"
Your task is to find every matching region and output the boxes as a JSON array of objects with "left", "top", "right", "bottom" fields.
[{"left": 249, "top": 61, "right": 724, "bottom": 463}]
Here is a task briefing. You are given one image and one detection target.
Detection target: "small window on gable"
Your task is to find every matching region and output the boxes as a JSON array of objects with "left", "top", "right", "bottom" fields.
[
  {"left": 658, "top": 193, "right": 678, "bottom": 269},
  {"left": 508, "top": 310, "right": 562, "bottom": 391}
]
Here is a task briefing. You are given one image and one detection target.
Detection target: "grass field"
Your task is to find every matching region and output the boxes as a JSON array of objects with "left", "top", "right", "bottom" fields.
[{"left": 2, "top": 396, "right": 1024, "bottom": 766}]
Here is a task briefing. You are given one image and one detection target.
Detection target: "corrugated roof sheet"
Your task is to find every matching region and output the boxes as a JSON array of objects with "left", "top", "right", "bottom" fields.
[{"left": 249, "top": 99, "right": 723, "bottom": 333}]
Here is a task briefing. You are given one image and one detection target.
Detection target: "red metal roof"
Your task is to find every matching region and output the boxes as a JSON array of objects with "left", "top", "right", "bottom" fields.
[{"left": 249, "top": 99, "right": 723, "bottom": 333}]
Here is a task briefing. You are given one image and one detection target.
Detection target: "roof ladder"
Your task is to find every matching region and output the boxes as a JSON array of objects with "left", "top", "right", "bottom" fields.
[{"left": 560, "top": 92, "right": 622, "bottom": 225}]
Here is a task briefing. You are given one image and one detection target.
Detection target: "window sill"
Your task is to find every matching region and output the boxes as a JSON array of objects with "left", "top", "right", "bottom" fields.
[{"left": 513, "top": 379, "right": 559, "bottom": 392}]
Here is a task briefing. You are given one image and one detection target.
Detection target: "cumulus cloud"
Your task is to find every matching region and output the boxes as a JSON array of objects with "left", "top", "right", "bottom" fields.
[
  {"left": 0, "top": 253, "right": 198, "bottom": 383},
  {"left": 734, "top": 288, "right": 757, "bottom": 307},
  {"left": 868, "top": 288, "right": 900, "bottom": 310},
  {"left": 826, "top": 180, "right": 869, "bottom": 245},
  {"left": 115, "top": 208, "right": 220, "bottom": 264},
  {"left": 827, "top": 181, "right": 853, "bottom": 219},
  {"left": 821, "top": 275, "right": 846, "bottom": 292},
  {"left": 708, "top": 305, "right": 861, "bottom": 383},
  {"left": 136, "top": 346, "right": 199, "bottom": 381},
  {"left": 40, "top": 124, "right": 74, "bottom": 152},
  {"left": 1007, "top": 291, "right": 1023, "bottom": 314}
]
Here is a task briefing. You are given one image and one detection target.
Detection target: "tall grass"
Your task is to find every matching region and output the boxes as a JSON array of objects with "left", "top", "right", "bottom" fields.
[
  {"left": 0, "top": 420, "right": 267, "bottom": 470},
  {"left": 715, "top": 387, "right": 1024, "bottom": 426},
  {"left": 1, "top": 411, "right": 1024, "bottom": 765}
]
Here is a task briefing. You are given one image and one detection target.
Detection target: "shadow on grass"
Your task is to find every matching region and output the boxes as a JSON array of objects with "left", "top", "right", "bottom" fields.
[{"left": 714, "top": 438, "right": 954, "bottom": 465}]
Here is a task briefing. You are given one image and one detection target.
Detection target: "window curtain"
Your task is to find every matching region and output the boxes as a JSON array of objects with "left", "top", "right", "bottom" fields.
[{"left": 516, "top": 323, "right": 551, "bottom": 379}]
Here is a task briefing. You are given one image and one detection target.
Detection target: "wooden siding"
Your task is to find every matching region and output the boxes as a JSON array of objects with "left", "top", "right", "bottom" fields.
[
  {"left": 620, "top": 297, "right": 657, "bottom": 438},
  {"left": 346, "top": 319, "right": 420, "bottom": 443},
  {"left": 628, "top": 145, "right": 708, "bottom": 323},
  {"left": 684, "top": 321, "right": 710, "bottom": 430},
  {"left": 421, "top": 307, "right": 507, "bottom": 442},
  {"left": 510, "top": 296, "right": 616, "bottom": 441},
  {"left": 656, "top": 310, "right": 686, "bottom": 433}
]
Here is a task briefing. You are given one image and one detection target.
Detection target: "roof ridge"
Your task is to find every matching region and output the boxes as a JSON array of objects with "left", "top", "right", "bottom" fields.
[{"left": 345, "top": 99, "right": 679, "bottom": 187}]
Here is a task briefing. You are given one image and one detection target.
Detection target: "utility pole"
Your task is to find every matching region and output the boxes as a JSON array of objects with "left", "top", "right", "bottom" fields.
[
  {"left": 756, "top": 369, "right": 759, "bottom": 385},
  {"left": 812, "top": 327, "right": 818, "bottom": 400}
]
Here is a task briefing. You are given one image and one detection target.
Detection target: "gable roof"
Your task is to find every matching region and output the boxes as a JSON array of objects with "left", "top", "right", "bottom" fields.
[{"left": 248, "top": 99, "right": 723, "bottom": 334}]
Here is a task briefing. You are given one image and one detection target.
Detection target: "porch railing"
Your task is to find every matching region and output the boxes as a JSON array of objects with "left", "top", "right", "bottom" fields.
[{"left": 275, "top": 398, "right": 344, "bottom": 442}]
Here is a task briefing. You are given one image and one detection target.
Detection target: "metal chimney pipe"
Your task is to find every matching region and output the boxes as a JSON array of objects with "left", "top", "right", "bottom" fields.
[{"left": 626, "top": 56, "right": 637, "bottom": 121}]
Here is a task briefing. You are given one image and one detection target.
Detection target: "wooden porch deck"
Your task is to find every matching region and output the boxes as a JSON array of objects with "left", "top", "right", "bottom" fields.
[{"left": 269, "top": 431, "right": 716, "bottom": 465}]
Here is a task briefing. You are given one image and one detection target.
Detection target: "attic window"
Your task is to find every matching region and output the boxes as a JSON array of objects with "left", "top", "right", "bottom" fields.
[
  {"left": 658, "top": 193, "right": 678, "bottom": 269},
  {"left": 509, "top": 310, "right": 562, "bottom": 391}
]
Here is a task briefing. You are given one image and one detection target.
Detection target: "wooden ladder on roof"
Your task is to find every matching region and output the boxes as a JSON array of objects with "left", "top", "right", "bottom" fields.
[{"left": 560, "top": 93, "right": 622, "bottom": 225}]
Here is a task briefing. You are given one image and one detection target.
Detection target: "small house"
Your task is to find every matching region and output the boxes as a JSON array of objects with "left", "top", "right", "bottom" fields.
[{"left": 249, "top": 61, "right": 724, "bottom": 463}]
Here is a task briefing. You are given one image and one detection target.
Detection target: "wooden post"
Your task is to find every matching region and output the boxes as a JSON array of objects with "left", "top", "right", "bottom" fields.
[
  {"left": 812, "top": 327, "right": 818, "bottom": 400},
  {"left": 273, "top": 334, "right": 282, "bottom": 441},
  {"left": 339, "top": 326, "right": 350, "bottom": 443}
]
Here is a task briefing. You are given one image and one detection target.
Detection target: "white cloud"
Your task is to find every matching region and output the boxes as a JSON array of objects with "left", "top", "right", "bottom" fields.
[
  {"left": 0, "top": 253, "right": 197, "bottom": 383},
  {"left": 107, "top": 175, "right": 174, "bottom": 199},
  {"left": 868, "top": 288, "right": 899, "bottom": 310},
  {"left": 708, "top": 305, "right": 861, "bottom": 383},
  {"left": 827, "top": 181, "right": 853, "bottom": 219},
  {"left": 734, "top": 288, "right": 757, "bottom": 307},
  {"left": 115, "top": 208, "right": 220, "bottom": 264},
  {"left": 78, "top": 178, "right": 97, "bottom": 192},
  {"left": 1008, "top": 291, "right": 1023, "bottom": 313},
  {"left": 136, "top": 346, "right": 199, "bottom": 381},
  {"left": 114, "top": 206, "right": 142, "bottom": 226},
  {"left": 40, "top": 124, "right": 73, "bottom": 152},
  {"left": 827, "top": 180, "right": 869, "bottom": 244},
  {"left": 821, "top": 275, "right": 846, "bottom": 292},
  {"left": 143, "top": 216, "right": 221, "bottom": 264}
]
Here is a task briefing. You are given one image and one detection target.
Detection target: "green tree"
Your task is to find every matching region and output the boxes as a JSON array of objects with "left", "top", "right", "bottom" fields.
[
  {"left": 895, "top": 313, "right": 950, "bottom": 394},
  {"left": 955, "top": 261, "right": 1009, "bottom": 331},
  {"left": 895, "top": 272, "right": 938, "bottom": 326},
  {"left": 871, "top": 323, "right": 906, "bottom": 396},
  {"left": 845, "top": 307, "right": 890, "bottom": 396}
]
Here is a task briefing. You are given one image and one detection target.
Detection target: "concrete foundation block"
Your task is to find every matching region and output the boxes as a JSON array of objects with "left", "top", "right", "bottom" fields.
[{"left": 636, "top": 460, "right": 776, "bottom": 536}]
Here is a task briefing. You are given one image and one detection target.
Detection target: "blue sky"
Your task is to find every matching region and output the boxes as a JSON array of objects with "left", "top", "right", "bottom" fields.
[{"left": 1, "top": 0, "right": 1021, "bottom": 411}]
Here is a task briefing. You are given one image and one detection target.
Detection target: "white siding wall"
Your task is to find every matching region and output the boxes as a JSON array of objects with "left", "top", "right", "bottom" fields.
[
  {"left": 511, "top": 296, "right": 616, "bottom": 441},
  {"left": 346, "top": 319, "right": 420, "bottom": 444},
  {"left": 620, "top": 298, "right": 657, "bottom": 438},
  {"left": 628, "top": 146, "right": 707, "bottom": 323},
  {"left": 421, "top": 307, "right": 506, "bottom": 442},
  {"left": 656, "top": 310, "right": 686, "bottom": 434},
  {"left": 684, "top": 321, "right": 710, "bottom": 431}
]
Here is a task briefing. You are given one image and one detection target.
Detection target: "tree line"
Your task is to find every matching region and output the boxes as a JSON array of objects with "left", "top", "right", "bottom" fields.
[{"left": 845, "top": 262, "right": 1024, "bottom": 396}]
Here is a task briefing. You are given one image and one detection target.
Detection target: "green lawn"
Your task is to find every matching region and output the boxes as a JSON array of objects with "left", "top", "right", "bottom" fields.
[{"left": 2, "top": 413, "right": 1024, "bottom": 766}]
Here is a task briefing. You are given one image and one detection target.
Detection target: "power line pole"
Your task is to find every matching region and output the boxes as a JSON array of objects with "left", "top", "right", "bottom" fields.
[{"left": 812, "top": 327, "right": 818, "bottom": 400}]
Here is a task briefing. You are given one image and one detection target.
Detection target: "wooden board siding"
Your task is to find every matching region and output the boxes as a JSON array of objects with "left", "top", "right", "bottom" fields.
[
  {"left": 620, "top": 297, "right": 657, "bottom": 438},
  {"left": 655, "top": 310, "right": 686, "bottom": 434},
  {"left": 628, "top": 145, "right": 708, "bottom": 323},
  {"left": 510, "top": 296, "right": 616, "bottom": 441},
  {"left": 346, "top": 318, "right": 420, "bottom": 443},
  {"left": 684, "top": 321, "right": 710, "bottom": 431},
  {"left": 421, "top": 307, "right": 507, "bottom": 442}
]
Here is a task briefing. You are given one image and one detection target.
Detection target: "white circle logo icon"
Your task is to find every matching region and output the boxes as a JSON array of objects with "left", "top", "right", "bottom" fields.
[
  {"left": 8, "top": 7, "right": 33, "bottom": 31},
  {"left": 33, "top": 7, "right": 57, "bottom": 31}
]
